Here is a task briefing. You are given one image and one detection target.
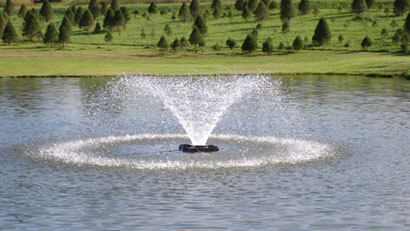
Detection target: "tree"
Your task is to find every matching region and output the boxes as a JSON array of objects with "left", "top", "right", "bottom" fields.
[
  {"left": 103, "top": 8, "right": 115, "bottom": 31},
  {"left": 312, "top": 17, "right": 331, "bottom": 46},
  {"left": 105, "top": 31, "right": 112, "bottom": 42},
  {"left": 193, "top": 14, "right": 207, "bottom": 34},
  {"left": 58, "top": 17, "right": 71, "bottom": 48},
  {"left": 235, "top": 0, "right": 245, "bottom": 11},
  {"left": 113, "top": 9, "right": 124, "bottom": 31},
  {"left": 0, "top": 14, "right": 5, "bottom": 38},
  {"left": 100, "top": 2, "right": 108, "bottom": 16},
  {"left": 278, "top": 42, "right": 285, "bottom": 50},
  {"left": 269, "top": 1, "right": 278, "bottom": 10},
  {"left": 148, "top": 1, "right": 157, "bottom": 14},
  {"left": 18, "top": 4, "right": 27, "bottom": 18},
  {"left": 298, "top": 0, "right": 311, "bottom": 15},
  {"left": 212, "top": 6, "right": 221, "bottom": 19},
  {"left": 293, "top": 35, "right": 303, "bottom": 50},
  {"left": 180, "top": 36, "right": 189, "bottom": 48},
  {"left": 4, "top": 0, "right": 13, "bottom": 16},
  {"left": 351, "top": 0, "right": 368, "bottom": 14},
  {"left": 189, "top": 0, "right": 201, "bottom": 19},
  {"left": 2, "top": 21, "right": 18, "bottom": 44},
  {"left": 226, "top": 37, "right": 236, "bottom": 50},
  {"left": 164, "top": 24, "right": 172, "bottom": 35},
  {"left": 282, "top": 21, "right": 289, "bottom": 34},
  {"left": 120, "top": 7, "right": 130, "bottom": 27},
  {"left": 338, "top": 34, "right": 344, "bottom": 43},
  {"left": 405, "top": 13, "right": 410, "bottom": 33},
  {"left": 361, "top": 36, "right": 372, "bottom": 50},
  {"left": 157, "top": 35, "right": 169, "bottom": 54},
  {"left": 23, "top": 12, "right": 42, "bottom": 41},
  {"left": 40, "top": 0, "right": 54, "bottom": 22},
  {"left": 93, "top": 22, "right": 102, "bottom": 33},
  {"left": 280, "top": 0, "right": 296, "bottom": 22},
  {"left": 248, "top": 0, "right": 259, "bottom": 11},
  {"left": 64, "top": 7, "right": 75, "bottom": 24},
  {"left": 171, "top": 37, "right": 181, "bottom": 51},
  {"left": 242, "top": 6, "right": 251, "bottom": 21},
  {"left": 241, "top": 34, "right": 257, "bottom": 53},
  {"left": 43, "top": 23, "right": 57, "bottom": 47},
  {"left": 111, "top": 0, "right": 120, "bottom": 12},
  {"left": 88, "top": 0, "right": 100, "bottom": 18},
  {"left": 393, "top": 0, "right": 410, "bottom": 16},
  {"left": 75, "top": 7, "right": 84, "bottom": 25},
  {"left": 178, "top": 2, "right": 190, "bottom": 23},
  {"left": 79, "top": 9, "right": 94, "bottom": 31},
  {"left": 262, "top": 37, "right": 274, "bottom": 54},
  {"left": 366, "top": 0, "right": 375, "bottom": 9},
  {"left": 255, "top": 2, "right": 269, "bottom": 21},
  {"left": 211, "top": 0, "right": 222, "bottom": 10},
  {"left": 381, "top": 28, "right": 388, "bottom": 38},
  {"left": 189, "top": 26, "right": 204, "bottom": 47}
]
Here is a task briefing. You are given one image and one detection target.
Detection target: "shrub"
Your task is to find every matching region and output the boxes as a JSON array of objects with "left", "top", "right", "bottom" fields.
[
  {"left": 293, "top": 35, "right": 303, "bottom": 50},
  {"left": 262, "top": 37, "right": 274, "bottom": 54}
]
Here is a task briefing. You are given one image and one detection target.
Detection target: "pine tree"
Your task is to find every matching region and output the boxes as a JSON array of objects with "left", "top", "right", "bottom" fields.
[
  {"left": 366, "top": 0, "right": 375, "bottom": 9},
  {"left": 23, "top": 12, "right": 42, "bottom": 41},
  {"left": 178, "top": 2, "right": 190, "bottom": 23},
  {"left": 43, "top": 23, "right": 57, "bottom": 47},
  {"left": 405, "top": 13, "right": 410, "bottom": 33},
  {"left": 180, "top": 36, "right": 188, "bottom": 47},
  {"left": 293, "top": 35, "right": 303, "bottom": 50},
  {"left": 171, "top": 37, "right": 181, "bottom": 51},
  {"left": 120, "top": 7, "right": 130, "bottom": 27},
  {"left": 58, "top": 17, "right": 71, "bottom": 48},
  {"left": 212, "top": 7, "right": 221, "bottom": 19},
  {"left": 113, "top": 9, "right": 124, "bottom": 31},
  {"left": 88, "top": 0, "right": 100, "bottom": 18},
  {"left": 2, "top": 21, "right": 18, "bottom": 44},
  {"left": 75, "top": 7, "right": 84, "bottom": 25},
  {"left": 242, "top": 34, "right": 257, "bottom": 53},
  {"left": 235, "top": 0, "right": 245, "bottom": 11},
  {"left": 255, "top": 2, "right": 269, "bottom": 21},
  {"left": 394, "top": 0, "right": 410, "bottom": 16},
  {"left": 64, "top": 7, "right": 75, "bottom": 24},
  {"left": 280, "top": 0, "right": 296, "bottom": 22},
  {"left": 312, "top": 17, "right": 331, "bottom": 45},
  {"left": 18, "top": 4, "right": 27, "bottom": 18},
  {"left": 189, "top": 26, "right": 203, "bottom": 47},
  {"left": 194, "top": 14, "right": 207, "bottom": 34},
  {"left": 40, "top": 0, "right": 54, "bottom": 22},
  {"left": 93, "top": 22, "right": 102, "bottom": 33},
  {"left": 4, "top": 0, "right": 13, "bottom": 16},
  {"left": 298, "top": 0, "right": 311, "bottom": 15},
  {"left": 157, "top": 35, "right": 169, "bottom": 54},
  {"left": 104, "top": 31, "right": 112, "bottom": 42},
  {"left": 247, "top": 0, "right": 259, "bottom": 11},
  {"left": 262, "top": 37, "right": 274, "bottom": 54},
  {"left": 103, "top": 8, "right": 115, "bottom": 31},
  {"left": 211, "top": 0, "right": 222, "bottom": 10},
  {"left": 282, "top": 21, "right": 289, "bottom": 34},
  {"left": 361, "top": 36, "right": 372, "bottom": 50},
  {"left": 351, "top": 0, "right": 368, "bottom": 14},
  {"left": 111, "top": 0, "right": 120, "bottom": 12},
  {"left": 164, "top": 24, "right": 172, "bottom": 35},
  {"left": 189, "top": 0, "right": 201, "bottom": 19},
  {"left": 0, "top": 15, "right": 5, "bottom": 38},
  {"left": 148, "top": 1, "right": 157, "bottom": 14},
  {"left": 269, "top": 1, "right": 278, "bottom": 10},
  {"left": 79, "top": 9, "right": 94, "bottom": 31},
  {"left": 100, "top": 2, "right": 108, "bottom": 16},
  {"left": 226, "top": 37, "right": 236, "bottom": 50},
  {"left": 242, "top": 6, "right": 251, "bottom": 21}
]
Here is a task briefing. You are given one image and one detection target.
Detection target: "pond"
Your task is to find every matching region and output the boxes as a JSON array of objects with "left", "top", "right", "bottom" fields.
[{"left": 0, "top": 75, "right": 409, "bottom": 230}]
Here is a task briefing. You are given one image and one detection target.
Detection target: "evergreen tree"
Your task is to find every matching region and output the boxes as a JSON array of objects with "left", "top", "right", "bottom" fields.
[
  {"left": 2, "top": 21, "right": 17, "bottom": 44},
  {"left": 247, "top": 0, "right": 259, "bottom": 11},
  {"left": 262, "top": 37, "right": 274, "bottom": 54},
  {"left": 148, "top": 1, "right": 157, "bottom": 14},
  {"left": 366, "top": 0, "right": 375, "bottom": 9},
  {"left": 405, "top": 13, "right": 410, "bottom": 33},
  {"left": 164, "top": 24, "right": 172, "bottom": 35},
  {"left": 282, "top": 21, "right": 289, "bottom": 34},
  {"left": 178, "top": 2, "right": 190, "bottom": 23},
  {"left": 394, "top": 0, "right": 410, "bottom": 16},
  {"left": 58, "top": 17, "right": 71, "bottom": 48},
  {"left": 0, "top": 14, "right": 5, "bottom": 38},
  {"left": 79, "top": 9, "right": 94, "bottom": 31},
  {"left": 4, "top": 0, "right": 13, "bottom": 16},
  {"left": 235, "top": 0, "right": 245, "bottom": 11},
  {"left": 93, "top": 21, "right": 102, "bottom": 33},
  {"left": 100, "top": 2, "right": 108, "bottom": 16},
  {"left": 140, "top": 28, "right": 146, "bottom": 38},
  {"left": 75, "top": 7, "right": 84, "bottom": 25},
  {"left": 171, "top": 37, "right": 181, "bottom": 51},
  {"left": 113, "top": 9, "right": 124, "bottom": 31},
  {"left": 312, "top": 17, "right": 331, "bottom": 45},
  {"left": 189, "top": 26, "right": 203, "bottom": 47},
  {"left": 280, "top": 0, "right": 296, "bottom": 22},
  {"left": 88, "top": 0, "right": 100, "bottom": 18},
  {"left": 269, "top": 1, "right": 278, "bottom": 10},
  {"left": 351, "top": 0, "right": 368, "bottom": 14},
  {"left": 111, "top": 0, "right": 120, "bottom": 12},
  {"left": 293, "top": 35, "right": 303, "bottom": 50},
  {"left": 255, "top": 2, "right": 269, "bottom": 21},
  {"left": 180, "top": 36, "right": 188, "bottom": 47},
  {"left": 64, "top": 7, "right": 75, "bottom": 24},
  {"left": 381, "top": 28, "right": 388, "bottom": 38},
  {"left": 361, "top": 36, "right": 372, "bottom": 50},
  {"left": 193, "top": 14, "right": 207, "bottom": 34},
  {"left": 241, "top": 34, "right": 257, "bottom": 53},
  {"left": 212, "top": 7, "right": 221, "bottom": 19},
  {"left": 40, "top": 0, "right": 54, "bottom": 22},
  {"left": 26, "top": 8, "right": 40, "bottom": 21},
  {"left": 157, "top": 35, "right": 169, "bottom": 54},
  {"left": 120, "top": 7, "right": 130, "bottom": 27},
  {"left": 189, "top": 0, "right": 201, "bottom": 19},
  {"left": 226, "top": 37, "right": 236, "bottom": 50},
  {"left": 298, "top": 0, "right": 311, "bottom": 15},
  {"left": 43, "top": 23, "right": 57, "bottom": 47},
  {"left": 104, "top": 31, "right": 112, "bottom": 42},
  {"left": 18, "top": 4, "right": 27, "bottom": 18},
  {"left": 103, "top": 8, "right": 115, "bottom": 31},
  {"left": 211, "top": 0, "right": 222, "bottom": 10},
  {"left": 242, "top": 6, "right": 251, "bottom": 21},
  {"left": 23, "top": 12, "right": 42, "bottom": 41}
]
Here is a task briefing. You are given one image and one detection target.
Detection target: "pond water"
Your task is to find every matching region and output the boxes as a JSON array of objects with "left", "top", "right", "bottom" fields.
[{"left": 0, "top": 75, "right": 409, "bottom": 230}]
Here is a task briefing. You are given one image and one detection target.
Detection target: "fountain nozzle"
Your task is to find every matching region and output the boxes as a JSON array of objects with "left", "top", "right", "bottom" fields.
[{"left": 179, "top": 144, "right": 219, "bottom": 153}]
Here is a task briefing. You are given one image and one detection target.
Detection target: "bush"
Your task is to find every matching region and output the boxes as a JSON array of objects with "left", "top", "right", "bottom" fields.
[
  {"left": 293, "top": 35, "right": 303, "bottom": 50},
  {"left": 262, "top": 37, "right": 274, "bottom": 54},
  {"left": 226, "top": 37, "right": 236, "bottom": 50}
]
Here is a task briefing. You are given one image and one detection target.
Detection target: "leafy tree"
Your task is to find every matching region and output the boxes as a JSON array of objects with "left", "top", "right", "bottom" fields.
[
  {"left": 148, "top": 1, "right": 157, "bottom": 14},
  {"left": 226, "top": 37, "right": 236, "bottom": 50},
  {"left": 113, "top": 9, "right": 124, "bottom": 31},
  {"left": 111, "top": 0, "right": 120, "bottom": 12},
  {"left": 312, "top": 17, "right": 331, "bottom": 45},
  {"left": 23, "top": 12, "right": 42, "bottom": 41},
  {"left": 298, "top": 0, "right": 311, "bottom": 15},
  {"left": 189, "top": 0, "right": 201, "bottom": 19},
  {"left": 40, "top": 0, "right": 54, "bottom": 22},
  {"left": 361, "top": 36, "right": 372, "bottom": 50},
  {"left": 405, "top": 13, "right": 410, "bottom": 33},
  {"left": 189, "top": 26, "right": 204, "bottom": 47},
  {"left": 293, "top": 35, "right": 303, "bottom": 50},
  {"left": 103, "top": 8, "right": 115, "bottom": 31},
  {"left": 241, "top": 34, "right": 257, "bottom": 53},
  {"left": 93, "top": 22, "right": 102, "bottom": 33},
  {"left": 180, "top": 36, "right": 189, "bottom": 47},
  {"left": 171, "top": 37, "right": 181, "bottom": 51},
  {"left": 120, "top": 7, "right": 130, "bottom": 27},
  {"left": 262, "top": 37, "right": 274, "bottom": 54},
  {"left": 64, "top": 7, "right": 75, "bottom": 24},
  {"left": 164, "top": 24, "right": 172, "bottom": 35},
  {"left": 194, "top": 14, "right": 207, "bottom": 34},
  {"left": 366, "top": 0, "right": 375, "bottom": 9},
  {"left": 351, "top": 0, "right": 368, "bottom": 14},
  {"left": 4, "top": 0, "right": 13, "bottom": 16},
  {"left": 394, "top": 0, "right": 410, "bottom": 16},
  {"left": 178, "top": 2, "right": 190, "bottom": 23},
  {"left": 43, "top": 23, "right": 57, "bottom": 47},
  {"left": 18, "top": 4, "right": 27, "bottom": 18},
  {"left": 269, "top": 1, "right": 278, "bottom": 10},
  {"left": 100, "top": 2, "right": 108, "bottom": 16},
  {"left": 242, "top": 6, "right": 251, "bottom": 21},
  {"left": 280, "top": 0, "right": 296, "bottom": 22},
  {"left": 88, "top": 0, "right": 100, "bottom": 18},
  {"left": 157, "top": 35, "right": 169, "bottom": 54},
  {"left": 248, "top": 0, "right": 259, "bottom": 11},
  {"left": 75, "top": 7, "right": 84, "bottom": 25},
  {"left": 2, "top": 21, "right": 18, "bottom": 44},
  {"left": 235, "top": 0, "right": 245, "bottom": 11},
  {"left": 79, "top": 9, "right": 94, "bottom": 31},
  {"left": 104, "top": 31, "right": 112, "bottom": 42},
  {"left": 255, "top": 2, "right": 269, "bottom": 21},
  {"left": 58, "top": 17, "right": 71, "bottom": 48}
]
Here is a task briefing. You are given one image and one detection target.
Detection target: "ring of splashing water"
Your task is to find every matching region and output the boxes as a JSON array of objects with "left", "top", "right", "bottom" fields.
[{"left": 36, "top": 134, "right": 332, "bottom": 170}]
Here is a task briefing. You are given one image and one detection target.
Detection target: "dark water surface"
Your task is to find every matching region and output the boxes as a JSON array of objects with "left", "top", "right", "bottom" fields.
[{"left": 0, "top": 76, "right": 409, "bottom": 230}]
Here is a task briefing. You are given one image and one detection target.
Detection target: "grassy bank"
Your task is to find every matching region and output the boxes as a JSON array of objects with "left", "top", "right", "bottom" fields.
[{"left": 1, "top": 44, "right": 409, "bottom": 77}]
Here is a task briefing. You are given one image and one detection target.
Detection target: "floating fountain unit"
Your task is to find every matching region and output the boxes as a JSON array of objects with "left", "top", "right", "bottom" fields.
[{"left": 179, "top": 144, "right": 219, "bottom": 153}]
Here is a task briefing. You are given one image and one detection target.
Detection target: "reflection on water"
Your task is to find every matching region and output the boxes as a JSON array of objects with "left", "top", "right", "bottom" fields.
[{"left": 0, "top": 76, "right": 409, "bottom": 230}]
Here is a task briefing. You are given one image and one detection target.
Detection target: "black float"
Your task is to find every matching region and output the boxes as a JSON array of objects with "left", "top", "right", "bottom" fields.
[{"left": 179, "top": 144, "right": 219, "bottom": 153}]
